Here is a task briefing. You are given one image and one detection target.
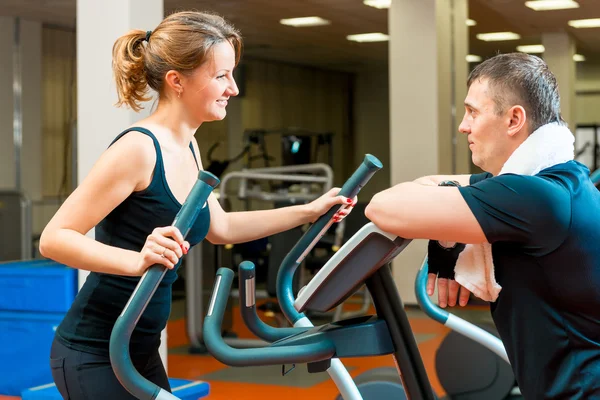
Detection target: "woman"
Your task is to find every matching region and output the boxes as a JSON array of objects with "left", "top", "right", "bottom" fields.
[{"left": 40, "top": 11, "right": 355, "bottom": 399}]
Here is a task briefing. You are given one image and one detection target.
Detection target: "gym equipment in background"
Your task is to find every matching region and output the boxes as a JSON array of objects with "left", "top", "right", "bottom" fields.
[{"left": 204, "top": 127, "right": 334, "bottom": 179}]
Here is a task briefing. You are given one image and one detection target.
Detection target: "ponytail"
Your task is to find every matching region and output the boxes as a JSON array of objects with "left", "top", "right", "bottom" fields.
[{"left": 112, "top": 30, "right": 150, "bottom": 112}]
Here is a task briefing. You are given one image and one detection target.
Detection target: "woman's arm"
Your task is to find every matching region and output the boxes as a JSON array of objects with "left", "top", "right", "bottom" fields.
[
  {"left": 190, "top": 139, "right": 351, "bottom": 246},
  {"left": 205, "top": 182, "right": 349, "bottom": 245},
  {"left": 210, "top": 190, "right": 350, "bottom": 245},
  {"left": 39, "top": 132, "right": 173, "bottom": 276}
]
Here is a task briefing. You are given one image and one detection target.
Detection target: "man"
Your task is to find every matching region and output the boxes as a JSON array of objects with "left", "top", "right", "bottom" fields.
[{"left": 365, "top": 53, "right": 600, "bottom": 399}]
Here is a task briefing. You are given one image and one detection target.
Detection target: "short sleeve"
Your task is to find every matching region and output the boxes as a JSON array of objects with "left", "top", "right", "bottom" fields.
[
  {"left": 458, "top": 174, "right": 571, "bottom": 256},
  {"left": 470, "top": 172, "right": 493, "bottom": 185}
]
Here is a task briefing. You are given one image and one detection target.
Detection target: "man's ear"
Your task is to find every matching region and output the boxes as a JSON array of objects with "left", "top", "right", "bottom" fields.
[{"left": 507, "top": 105, "right": 527, "bottom": 137}]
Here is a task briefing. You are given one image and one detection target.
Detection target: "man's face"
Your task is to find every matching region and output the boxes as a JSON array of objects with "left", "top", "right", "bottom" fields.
[{"left": 459, "top": 78, "right": 512, "bottom": 175}]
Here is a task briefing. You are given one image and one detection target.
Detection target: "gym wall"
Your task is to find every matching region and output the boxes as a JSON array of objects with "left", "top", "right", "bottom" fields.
[
  {"left": 576, "top": 62, "right": 600, "bottom": 125},
  {"left": 353, "top": 67, "right": 390, "bottom": 200},
  {"left": 0, "top": 17, "right": 44, "bottom": 233},
  {"left": 194, "top": 58, "right": 354, "bottom": 188},
  {"left": 4, "top": 22, "right": 600, "bottom": 239}
]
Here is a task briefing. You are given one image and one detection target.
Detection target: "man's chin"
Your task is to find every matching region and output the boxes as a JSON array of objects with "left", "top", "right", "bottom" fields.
[{"left": 471, "top": 156, "right": 487, "bottom": 172}]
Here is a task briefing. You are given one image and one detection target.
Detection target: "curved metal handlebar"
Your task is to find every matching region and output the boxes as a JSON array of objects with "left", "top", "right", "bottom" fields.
[
  {"left": 238, "top": 261, "right": 310, "bottom": 342},
  {"left": 203, "top": 267, "right": 337, "bottom": 366},
  {"left": 276, "top": 154, "right": 383, "bottom": 324},
  {"left": 415, "top": 258, "right": 510, "bottom": 364},
  {"left": 415, "top": 260, "right": 450, "bottom": 324},
  {"left": 110, "top": 170, "right": 219, "bottom": 400}
]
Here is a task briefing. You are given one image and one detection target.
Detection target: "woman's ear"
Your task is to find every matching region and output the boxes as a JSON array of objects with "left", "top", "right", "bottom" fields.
[
  {"left": 507, "top": 105, "right": 527, "bottom": 137},
  {"left": 164, "top": 70, "right": 183, "bottom": 97}
]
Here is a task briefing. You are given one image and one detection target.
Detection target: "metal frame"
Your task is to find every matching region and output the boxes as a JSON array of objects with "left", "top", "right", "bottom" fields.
[
  {"left": 185, "top": 244, "right": 270, "bottom": 350},
  {"left": 367, "top": 267, "right": 436, "bottom": 399},
  {"left": 220, "top": 163, "right": 334, "bottom": 204}
]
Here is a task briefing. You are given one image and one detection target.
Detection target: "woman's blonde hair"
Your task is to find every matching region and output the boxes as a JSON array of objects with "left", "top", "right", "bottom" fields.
[{"left": 112, "top": 11, "right": 242, "bottom": 112}]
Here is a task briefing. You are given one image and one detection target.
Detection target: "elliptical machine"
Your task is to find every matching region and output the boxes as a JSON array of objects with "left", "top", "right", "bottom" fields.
[
  {"left": 204, "top": 154, "right": 434, "bottom": 400},
  {"left": 110, "top": 156, "right": 424, "bottom": 400},
  {"left": 203, "top": 150, "right": 523, "bottom": 400},
  {"left": 108, "top": 156, "right": 521, "bottom": 400}
]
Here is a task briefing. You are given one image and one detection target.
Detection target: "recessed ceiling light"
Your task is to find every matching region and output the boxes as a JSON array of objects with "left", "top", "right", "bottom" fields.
[
  {"left": 280, "top": 17, "right": 331, "bottom": 27},
  {"left": 525, "top": 0, "right": 579, "bottom": 11},
  {"left": 517, "top": 44, "right": 545, "bottom": 53},
  {"left": 476, "top": 32, "right": 521, "bottom": 41},
  {"left": 568, "top": 18, "right": 600, "bottom": 28},
  {"left": 466, "top": 55, "right": 482, "bottom": 63},
  {"left": 363, "top": 0, "right": 391, "bottom": 9},
  {"left": 573, "top": 54, "right": 586, "bottom": 62},
  {"left": 347, "top": 33, "right": 389, "bottom": 43},
  {"left": 466, "top": 19, "right": 477, "bottom": 26}
]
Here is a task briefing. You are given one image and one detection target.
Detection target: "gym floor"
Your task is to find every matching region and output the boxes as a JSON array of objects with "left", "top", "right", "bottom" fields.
[{"left": 0, "top": 297, "right": 493, "bottom": 400}]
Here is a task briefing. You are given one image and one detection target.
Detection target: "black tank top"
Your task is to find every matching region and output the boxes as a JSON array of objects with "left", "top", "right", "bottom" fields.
[{"left": 56, "top": 127, "right": 211, "bottom": 356}]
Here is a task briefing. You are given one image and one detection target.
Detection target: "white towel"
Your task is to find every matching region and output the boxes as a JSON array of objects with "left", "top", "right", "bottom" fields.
[{"left": 454, "top": 122, "right": 575, "bottom": 302}]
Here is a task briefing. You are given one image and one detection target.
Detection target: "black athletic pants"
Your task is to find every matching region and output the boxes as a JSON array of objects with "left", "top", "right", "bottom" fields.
[{"left": 50, "top": 336, "right": 171, "bottom": 399}]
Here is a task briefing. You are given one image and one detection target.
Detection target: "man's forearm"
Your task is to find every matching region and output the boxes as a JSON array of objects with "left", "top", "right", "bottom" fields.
[{"left": 413, "top": 174, "right": 472, "bottom": 186}]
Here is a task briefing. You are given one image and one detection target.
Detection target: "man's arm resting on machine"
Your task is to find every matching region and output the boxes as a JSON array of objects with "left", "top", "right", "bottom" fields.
[
  {"left": 365, "top": 182, "right": 486, "bottom": 244},
  {"left": 413, "top": 174, "right": 472, "bottom": 187}
]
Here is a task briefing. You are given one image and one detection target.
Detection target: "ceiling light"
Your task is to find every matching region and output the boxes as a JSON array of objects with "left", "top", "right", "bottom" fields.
[
  {"left": 280, "top": 17, "right": 331, "bottom": 27},
  {"left": 466, "top": 55, "right": 482, "bottom": 63},
  {"left": 525, "top": 0, "right": 579, "bottom": 11},
  {"left": 573, "top": 54, "right": 586, "bottom": 62},
  {"left": 476, "top": 32, "right": 521, "bottom": 41},
  {"left": 568, "top": 18, "right": 600, "bottom": 28},
  {"left": 363, "top": 0, "right": 391, "bottom": 9},
  {"left": 517, "top": 44, "right": 545, "bottom": 53},
  {"left": 466, "top": 19, "right": 477, "bottom": 26},
  {"left": 346, "top": 33, "right": 389, "bottom": 43}
]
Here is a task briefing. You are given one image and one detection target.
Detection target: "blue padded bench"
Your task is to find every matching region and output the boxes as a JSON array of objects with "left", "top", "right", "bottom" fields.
[{"left": 0, "top": 259, "right": 78, "bottom": 395}]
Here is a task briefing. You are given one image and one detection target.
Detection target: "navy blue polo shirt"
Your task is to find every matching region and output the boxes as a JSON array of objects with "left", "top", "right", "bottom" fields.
[{"left": 458, "top": 161, "right": 600, "bottom": 399}]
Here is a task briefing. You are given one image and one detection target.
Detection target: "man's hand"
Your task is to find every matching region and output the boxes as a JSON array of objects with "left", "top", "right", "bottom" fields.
[
  {"left": 426, "top": 239, "right": 471, "bottom": 308},
  {"left": 427, "top": 274, "right": 471, "bottom": 308}
]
